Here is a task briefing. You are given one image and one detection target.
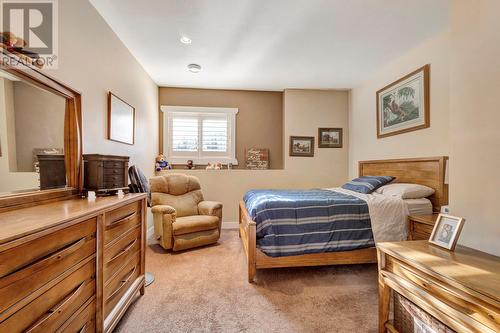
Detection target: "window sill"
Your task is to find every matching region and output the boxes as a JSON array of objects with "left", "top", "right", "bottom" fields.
[{"left": 167, "top": 157, "right": 238, "bottom": 166}]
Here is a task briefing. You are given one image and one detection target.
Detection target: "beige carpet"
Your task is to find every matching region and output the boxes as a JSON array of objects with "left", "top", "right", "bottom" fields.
[{"left": 115, "top": 230, "right": 378, "bottom": 333}]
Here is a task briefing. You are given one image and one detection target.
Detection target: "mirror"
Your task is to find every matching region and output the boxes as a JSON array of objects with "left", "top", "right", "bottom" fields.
[{"left": 0, "top": 69, "right": 67, "bottom": 195}]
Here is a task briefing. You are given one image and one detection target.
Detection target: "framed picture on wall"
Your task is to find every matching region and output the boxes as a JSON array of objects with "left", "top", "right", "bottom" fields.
[
  {"left": 318, "top": 128, "right": 343, "bottom": 148},
  {"left": 429, "top": 214, "right": 465, "bottom": 251},
  {"left": 108, "top": 92, "right": 135, "bottom": 145},
  {"left": 289, "top": 136, "right": 314, "bottom": 157},
  {"left": 376, "top": 64, "right": 430, "bottom": 138}
]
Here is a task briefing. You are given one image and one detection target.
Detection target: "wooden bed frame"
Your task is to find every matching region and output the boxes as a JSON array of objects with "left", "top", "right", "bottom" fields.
[{"left": 239, "top": 156, "right": 448, "bottom": 282}]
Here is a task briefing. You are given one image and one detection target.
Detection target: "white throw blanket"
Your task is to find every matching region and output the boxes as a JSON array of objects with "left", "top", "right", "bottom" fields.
[{"left": 326, "top": 187, "right": 409, "bottom": 243}]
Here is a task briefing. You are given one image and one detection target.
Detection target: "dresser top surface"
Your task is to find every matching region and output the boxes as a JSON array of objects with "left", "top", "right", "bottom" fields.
[
  {"left": 378, "top": 240, "right": 500, "bottom": 301},
  {"left": 0, "top": 193, "right": 146, "bottom": 245}
]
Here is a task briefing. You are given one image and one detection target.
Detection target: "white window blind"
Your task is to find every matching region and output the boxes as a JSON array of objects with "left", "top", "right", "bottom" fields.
[
  {"left": 202, "top": 117, "right": 227, "bottom": 152},
  {"left": 172, "top": 117, "right": 198, "bottom": 152},
  {"left": 162, "top": 106, "right": 238, "bottom": 165}
]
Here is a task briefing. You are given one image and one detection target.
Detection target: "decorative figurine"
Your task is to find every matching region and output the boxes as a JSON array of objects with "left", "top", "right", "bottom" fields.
[{"left": 187, "top": 160, "right": 194, "bottom": 169}]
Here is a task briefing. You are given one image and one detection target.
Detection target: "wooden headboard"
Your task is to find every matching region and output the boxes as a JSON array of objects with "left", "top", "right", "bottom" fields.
[{"left": 359, "top": 156, "right": 448, "bottom": 212}]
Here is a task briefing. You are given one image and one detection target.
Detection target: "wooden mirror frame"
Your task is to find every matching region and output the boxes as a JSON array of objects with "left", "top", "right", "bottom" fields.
[{"left": 0, "top": 50, "right": 82, "bottom": 211}]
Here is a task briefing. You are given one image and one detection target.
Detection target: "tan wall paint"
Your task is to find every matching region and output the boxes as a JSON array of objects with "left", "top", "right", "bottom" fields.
[
  {"left": 47, "top": 0, "right": 159, "bottom": 178},
  {"left": 349, "top": 30, "right": 451, "bottom": 178},
  {"left": 13, "top": 82, "right": 65, "bottom": 172},
  {"left": 448, "top": 0, "right": 500, "bottom": 255},
  {"left": 158, "top": 89, "right": 349, "bottom": 223},
  {"left": 159, "top": 87, "right": 283, "bottom": 169},
  {"left": 0, "top": 79, "right": 39, "bottom": 193},
  {"left": 350, "top": 4, "right": 499, "bottom": 255}
]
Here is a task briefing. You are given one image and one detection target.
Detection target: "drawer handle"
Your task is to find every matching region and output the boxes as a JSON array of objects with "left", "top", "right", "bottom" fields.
[
  {"left": 26, "top": 280, "right": 88, "bottom": 333},
  {"left": 0, "top": 236, "right": 90, "bottom": 288},
  {"left": 106, "top": 211, "right": 137, "bottom": 230},
  {"left": 109, "top": 238, "right": 138, "bottom": 264},
  {"left": 106, "top": 266, "right": 137, "bottom": 302},
  {"left": 78, "top": 324, "right": 88, "bottom": 333}
]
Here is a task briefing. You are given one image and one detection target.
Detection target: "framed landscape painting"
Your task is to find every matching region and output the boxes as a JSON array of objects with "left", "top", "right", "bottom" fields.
[
  {"left": 318, "top": 128, "right": 343, "bottom": 148},
  {"left": 376, "top": 65, "right": 430, "bottom": 138},
  {"left": 289, "top": 136, "right": 314, "bottom": 157}
]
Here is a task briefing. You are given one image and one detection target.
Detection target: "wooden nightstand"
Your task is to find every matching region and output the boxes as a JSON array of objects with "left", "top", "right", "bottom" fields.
[{"left": 408, "top": 213, "right": 439, "bottom": 240}]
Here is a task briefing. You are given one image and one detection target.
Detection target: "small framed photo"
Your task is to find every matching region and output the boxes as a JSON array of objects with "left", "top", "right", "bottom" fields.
[
  {"left": 318, "top": 128, "right": 343, "bottom": 148},
  {"left": 289, "top": 136, "right": 314, "bottom": 157},
  {"left": 429, "top": 214, "right": 465, "bottom": 251}
]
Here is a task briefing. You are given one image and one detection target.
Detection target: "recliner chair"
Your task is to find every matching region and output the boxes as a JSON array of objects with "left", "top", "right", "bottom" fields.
[{"left": 150, "top": 174, "right": 222, "bottom": 251}]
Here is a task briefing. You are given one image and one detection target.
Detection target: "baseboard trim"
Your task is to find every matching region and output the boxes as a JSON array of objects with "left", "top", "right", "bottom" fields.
[{"left": 222, "top": 222, "right": 239, "bottom": 229}]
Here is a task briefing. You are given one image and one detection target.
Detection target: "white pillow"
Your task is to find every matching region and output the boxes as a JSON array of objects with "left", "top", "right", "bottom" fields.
[{"left": 375, "top": 183, "right": 435, "bottom": 199}]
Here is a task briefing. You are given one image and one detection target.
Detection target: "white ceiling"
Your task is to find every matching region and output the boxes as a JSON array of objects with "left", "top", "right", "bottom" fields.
[{"left": 90, "top": 0, "right": 449, "bottom": 91}]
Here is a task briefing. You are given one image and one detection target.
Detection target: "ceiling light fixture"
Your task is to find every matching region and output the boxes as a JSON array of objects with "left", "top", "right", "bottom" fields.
[
  {"left": 180, "top": 36, "right": 192, "bottom": 44},
  {"left": 187, "top": 63, "right": 202, "bottom": 73}
]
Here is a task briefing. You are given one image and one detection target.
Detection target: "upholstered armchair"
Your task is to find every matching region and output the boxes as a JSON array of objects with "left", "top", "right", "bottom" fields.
[{"left": 150, "top": 174, "right": 223, "bottom": 251}]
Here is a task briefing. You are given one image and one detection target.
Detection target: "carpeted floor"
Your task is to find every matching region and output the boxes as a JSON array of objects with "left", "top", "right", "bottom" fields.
[{"left": 115, "top": 230, "right": 378, "bottom": 333}]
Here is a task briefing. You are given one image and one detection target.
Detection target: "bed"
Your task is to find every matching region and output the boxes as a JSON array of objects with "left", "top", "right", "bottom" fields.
[{"left": 239, "top": 156, "right": 448, "bottom": 282}]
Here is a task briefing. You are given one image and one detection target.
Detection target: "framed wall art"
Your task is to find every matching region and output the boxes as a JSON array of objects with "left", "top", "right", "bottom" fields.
[
  {"left": 108, "top": 92, "right": 135, "bottom": 145},
  {"left": 289, "top": 136, "right": 314, "bottom": 157},
  {"left": 318, "top": 128, "right": 343, "bottom": 148},
  {"left": 376, "top": 64, "right": 430, "bottom": 138}
]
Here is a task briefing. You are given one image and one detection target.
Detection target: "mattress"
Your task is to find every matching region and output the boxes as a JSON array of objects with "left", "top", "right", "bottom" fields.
[
  {"left": 243, "top": 189, "right": 375, "bottom": 257},
  {"left": 405, "top": 198, "right": 433, "bottom": 216}
]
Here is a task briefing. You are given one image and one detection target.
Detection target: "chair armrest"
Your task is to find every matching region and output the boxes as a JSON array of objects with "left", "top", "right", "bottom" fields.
[
  {"left": 198, "top": 201, "right": 222, "bottom": 216},
  {"left": 151, "top": 205, "right": 176, "bottom": 250},
  {"left": 152, "top": 205, "right": 176, "bottom": 215}
]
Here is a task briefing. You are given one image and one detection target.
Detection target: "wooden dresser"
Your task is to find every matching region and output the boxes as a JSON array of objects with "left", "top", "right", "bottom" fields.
[
  {"left": 377, "top": 241, "right": 500, "bottom": 333},
  {"left": 0, "top": 193, "right": 146, "bottom": 333},
  {"left": 84, "top": 155, "right": 130, "bottom": 191}
]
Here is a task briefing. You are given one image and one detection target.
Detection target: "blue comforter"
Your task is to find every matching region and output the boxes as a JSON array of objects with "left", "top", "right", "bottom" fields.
[{"left": 243, "top": 189, "right": 375, "bottom": 257}]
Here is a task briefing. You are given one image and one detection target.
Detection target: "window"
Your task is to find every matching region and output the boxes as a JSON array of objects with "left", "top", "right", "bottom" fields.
[{"left": 162, "top": 106, "right": 238, "bottom": 165}]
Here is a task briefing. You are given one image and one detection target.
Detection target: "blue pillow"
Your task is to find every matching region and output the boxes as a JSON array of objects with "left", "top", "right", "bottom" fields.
[{"left": 341, "top": 176, "right": 395, "bottom": 194}]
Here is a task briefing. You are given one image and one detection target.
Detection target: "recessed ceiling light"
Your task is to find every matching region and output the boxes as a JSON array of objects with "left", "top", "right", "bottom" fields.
[
  {"left": 187, "top": 63, "right": 202, "bottom": 73},
  {"left": 180, "top": 36, "right": 192, "bottom": 44}
]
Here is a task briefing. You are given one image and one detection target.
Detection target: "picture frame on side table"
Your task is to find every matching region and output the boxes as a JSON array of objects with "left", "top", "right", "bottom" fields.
[{"left": 428, "top": 214, "right": 465, "bottom": 251}]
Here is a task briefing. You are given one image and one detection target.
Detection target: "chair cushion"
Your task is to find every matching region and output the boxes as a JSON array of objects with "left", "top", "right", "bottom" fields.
[{"left": 173, "top": 215, "right": 219, "bottom": 235}]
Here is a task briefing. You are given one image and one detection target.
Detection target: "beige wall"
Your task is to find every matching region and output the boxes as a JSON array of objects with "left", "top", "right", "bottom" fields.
[
  {"left": 158, "top": 89, "right": 349, "bottom": 223},
  {"left": 349, "top": 30, "right": 451, "bottom": 178},
  {"left": 349, "top": 2, "right": 499, "bottom": 256},
  {"left": 13, "top": 82, "right": 65, "bottom": 172},
  {"left": 448, "top": 0, "right": 500, "bottom": 255},
  {"left": 159, "top": 87, "right": 283, "bottom": 169},
  {"left": 47, "top": 0, "right": 158, "bottom": 178},
  {"left": 284, "top": 89, "right": 349, "bottom": 182},
  {"left": 0, "top": 78, "right": 39, "bottom": 193}
]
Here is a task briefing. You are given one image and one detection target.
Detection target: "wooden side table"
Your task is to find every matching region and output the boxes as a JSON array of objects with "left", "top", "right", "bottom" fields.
[
  {"left": 377, "top": 241, "right": 500, "bottom": 333},
  {"left": 408, "top": 213, "right": 439, "bottom": 240}
]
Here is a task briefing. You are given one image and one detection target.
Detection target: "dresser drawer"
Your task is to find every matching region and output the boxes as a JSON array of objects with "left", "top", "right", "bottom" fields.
[
  {"left": 0, "top": 233, "right": 95, "bottom": 314},
  {"left": 104, "top": 226, "right": 141, "bottom": 284},
  {"left": 104, "top": 252, "right": 141, "bottom": 318},
  {"left": 104, "top": 202, "right": 141, "bottom": 246},
  {"left": 412, "top": 222, "right": 433, "bottom": 236},
  {"left": 103, "top": 168, "right": 124, "bottom": 176},
  {"left": 387, "top": 259, "right": 500, "bottom": 331},
  {"left": 0, "top": 259, "right": 95, "bottom": 333},
  {"left": 0, "top": 218, "right": 96, "bottom": 278},
  {"left": 57, "top": 300, "right": 95, "bottom": 333},
  {"left": 103, "top": 161, "right": 126, "bottom": 169}
]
